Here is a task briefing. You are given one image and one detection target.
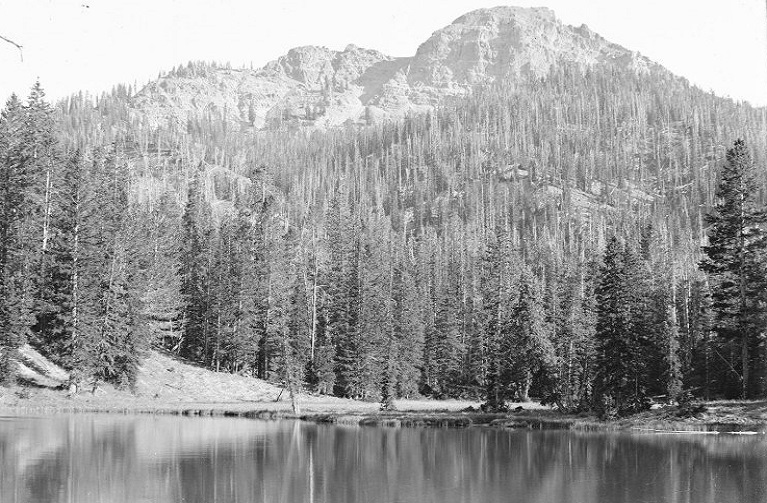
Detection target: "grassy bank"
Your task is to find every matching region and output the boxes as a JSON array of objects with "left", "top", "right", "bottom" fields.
[{"left": 2, "top": 350, "right": 766, "bottom": 433}]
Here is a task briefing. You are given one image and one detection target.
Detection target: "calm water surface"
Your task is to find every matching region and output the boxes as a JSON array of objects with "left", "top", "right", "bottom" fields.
[{"left": 0, "top": 414, "right": 765, "bottom": 503}]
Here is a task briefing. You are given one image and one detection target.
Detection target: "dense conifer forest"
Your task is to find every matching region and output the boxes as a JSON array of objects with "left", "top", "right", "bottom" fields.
[{"left": 1, "top": 60, "right": 767, "bottom": 415}]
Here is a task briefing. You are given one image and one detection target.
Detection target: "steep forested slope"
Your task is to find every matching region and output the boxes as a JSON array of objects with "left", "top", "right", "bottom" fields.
[{"left": 2, "top": 6, "right": 766, "bottom": 411}]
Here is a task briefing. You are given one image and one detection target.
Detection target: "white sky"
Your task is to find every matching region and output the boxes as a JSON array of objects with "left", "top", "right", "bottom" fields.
[{"left": 0, "top": 0, "right": 766, "bottom": 106}]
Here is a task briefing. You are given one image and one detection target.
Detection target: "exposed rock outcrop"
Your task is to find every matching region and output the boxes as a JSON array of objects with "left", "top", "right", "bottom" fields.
[{"left": 129, "top": 6, "right": 664, "bottom": 130}]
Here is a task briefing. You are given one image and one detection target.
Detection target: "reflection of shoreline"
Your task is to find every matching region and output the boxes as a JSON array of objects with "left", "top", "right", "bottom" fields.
[
  {"left": 615, "top": 429, "right": 767, "bottom": 462},
  {"left": 3, "top": 415, "right": 288, "bottom": 462},
  {"left": 0, "top": 416, "right": 299, "bottom": 503},
  {"left": 1, "top": 417, "right": 766, "bottom": 503}
]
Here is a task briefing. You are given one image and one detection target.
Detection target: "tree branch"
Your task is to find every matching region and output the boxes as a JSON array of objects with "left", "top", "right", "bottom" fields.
[{"left": 0, "top": 34, "right": 23, "bottom": 62}]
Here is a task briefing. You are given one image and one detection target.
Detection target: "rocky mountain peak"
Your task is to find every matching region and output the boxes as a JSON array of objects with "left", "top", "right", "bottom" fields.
[
  {"left": 451, "top": 5, "right": 557, "bottom": 25},
  {"left": 260, "top": 45, "right": 336, "bottom": 88},
  {"left": 409, "top": 5, "right": 651, "bottom": 87},
  {"left": 130, "top": 6, "right": 665, "bottom": 130}
]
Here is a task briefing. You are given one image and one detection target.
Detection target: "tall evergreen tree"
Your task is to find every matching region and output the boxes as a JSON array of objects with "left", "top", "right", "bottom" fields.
[
  {"left": 36, "top": 150, "right": 89, "bottom": 370},
  {"left": 502, "top": 267, "right": 556, "bottom": 402},
  {"left": 593, "top": 237, "right": 652, "bottom": 417},
  {"left": 700, "top": 139, "right": 767, "bottom": 398},
  {"left": 548, "top": 260, "right": 596, "bottom": 412},
  {"left": 24, "top": 83, "right": 59, "bottom": 345},
  {"left": 266, "top": 228, "right": 310, "bottom": 411},
  {"left": 179, "top": 169, "right": 210, "bottom": 362},
  {"left": 640, "top": 225, "right": 684, "bottom": 400},
  {"left": 391, "top": 248, "right": 425, "bottom": 397},
  {"left": 0, "top": 95, "right": 31, "bottom": 383},
  {"left": 327, "top": 199, "right": 364, "bottom": 397},
  {"left": 135, "top": 192, "right": 184, "bottom": 350},
  {"left": 481, "top": 233, "right": 506, "bottom": 410},
  {"left": 88, "top": 152, "right": 145, "bottom": 387},
  {"left": 684, "top": 278, "right": 716, "bottom": 399},
  {"left": 425, "top": 257, "right": 464, "bottom": 397}
]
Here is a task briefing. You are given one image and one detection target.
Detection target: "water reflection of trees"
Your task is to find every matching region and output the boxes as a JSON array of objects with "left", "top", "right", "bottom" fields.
[{"left": 0, "top": 417, "right": 765, "bottom": 503}]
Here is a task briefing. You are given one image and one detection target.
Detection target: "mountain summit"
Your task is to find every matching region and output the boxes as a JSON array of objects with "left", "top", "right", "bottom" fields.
[
  {"left": 410, "top": 7, "right": 653, "bottom": 85},
  {"left": 131, "top": 6, "right": 662, "bottom": 130}
]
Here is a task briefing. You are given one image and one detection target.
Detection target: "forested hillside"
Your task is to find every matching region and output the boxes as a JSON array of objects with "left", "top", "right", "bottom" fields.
[{"left": 1, "top": 8, "right": 766, "bottom": 414}]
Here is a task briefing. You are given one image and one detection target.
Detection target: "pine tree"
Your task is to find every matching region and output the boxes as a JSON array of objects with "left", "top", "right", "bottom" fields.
[
  {"left": 246, "top": 182, "right": 271, "bottom": 379},
  {"left": 700, "top": 139, "right": 767, "bottom": 398},
  {"left": 135, "top": 192, "right": 183, "bottom": 350},
  {"left": 202, "top": 200, "right": 263, "bottom": 374},
  {"left": 547, "top": 260, "right": 596, "bottom": 412},
  {"left": 502, "top": 267, "right": 556, "bottom": 402},
  {"left": 684, "top": 279, "right": 716, "bottom": 399},
  {"left": 319, "top": 197, "right": 345, "bottom": 390},
  {"left": 647, "top": 270, "right": 684, "bottom": 401},
  {"left": 88, "top": 152, "right": 145, "bottom": 388},
  {"left": 355, "top": 213, "right": 392, "bottom": 399},
  {"left": 206, "top": 224, "right": 229, "bottom": 371},
  {"left": 266, "top": 228, "right": 310, "bottom": 412},
  {"left": 0, "top": 94, "right": 31, "bottom": 383},
  {"left": 481, "top": 233, "right": 506, "bottom": 410},
  {"left": 36, "top": 150, "right": 89, "bottom": 370},
  {"left": 641, "top": 225, "right": 683, "bottom": 401},
  {"left": 24, "top": 83, "right": 59, "bottom": 347},
  {"left": 391, "top": 249, "right": 424, "bottom": 398},
  {"left": 593, "top": 237, "right": 652, "bottom": 416},
  {"left": 179, "top": 168, "right": 210, "bottom": 362},
  {"left": 326, "top": 198, "right": 364, "bottom": 397},
  {"left": 427, "top": 258, "right": 463, "bottom": 397},
  {"left": 92, "top": 232, "right": 145, "bottom": 388},
  {"left": 379, "top": 364, "right": 397, "bottom": 411},
  {"left": 228, "top": 199, "right": 265, "bottom": 373}
]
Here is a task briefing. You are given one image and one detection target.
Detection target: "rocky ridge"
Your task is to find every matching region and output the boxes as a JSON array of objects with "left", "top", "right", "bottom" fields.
[{"left": 130, "top": 6, "right": 662, "bottom": 130}]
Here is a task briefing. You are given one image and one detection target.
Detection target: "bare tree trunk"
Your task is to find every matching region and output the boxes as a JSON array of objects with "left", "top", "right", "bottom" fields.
[
  {"left": 289, "top": 382, "right": 301, "bottom": 415},
  {"left": 742, "top": 334, "right": 749, "bottom": 399},
  {"left": 519, "top": 370, "right": 532, "bottom": 402},
  {"left": 101, "top": 248, "right": 118, "bottom": 336},
  {"left": 72, "top": 218, "right": 79, "bottom": 361},
  {"left": 739, "top": 177, "right": 749, "bottom": 399},
  {"left": 41, "top": 169, "right": 52, "bottom": 253},
  {"left": 310, "top": 253, "right": 318, "bottom": 363}
]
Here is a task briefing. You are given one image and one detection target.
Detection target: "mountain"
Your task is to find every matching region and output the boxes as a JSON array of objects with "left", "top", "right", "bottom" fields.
[
  {"left": 129, "top": 6, "right": 663, "bottom": 130},
  {"left": 7, "top": 5, "right": 767, "bottom": 403}
]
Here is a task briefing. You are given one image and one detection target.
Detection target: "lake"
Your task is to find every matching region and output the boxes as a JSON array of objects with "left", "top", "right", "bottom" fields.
[{"left": 0, "top": 414, "right": 765, "bottom": 503}]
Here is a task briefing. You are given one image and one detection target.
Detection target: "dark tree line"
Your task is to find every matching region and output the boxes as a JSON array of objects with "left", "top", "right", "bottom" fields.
[
  {"left": 1, "top": 63, "right": 766, "bottom": 415},
  {"left": 0, "top": 85, "right": 145, "bottom": 388}
]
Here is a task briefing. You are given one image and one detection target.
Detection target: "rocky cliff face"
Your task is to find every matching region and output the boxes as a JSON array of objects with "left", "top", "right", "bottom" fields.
[
  {"left": 408, "top": 7, "right": 652, "bottom": 86},
  {"left": 130, "top": 6, "right": 661, "bottom": 130}
]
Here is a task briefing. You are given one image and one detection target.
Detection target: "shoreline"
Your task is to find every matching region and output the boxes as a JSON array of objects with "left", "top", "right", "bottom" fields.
[
  {"left": 2, "top": 397, "right": 766, "bottom": 434},
  {"left": 3, "top": 350, "right": 765, "bottom": 434}
]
